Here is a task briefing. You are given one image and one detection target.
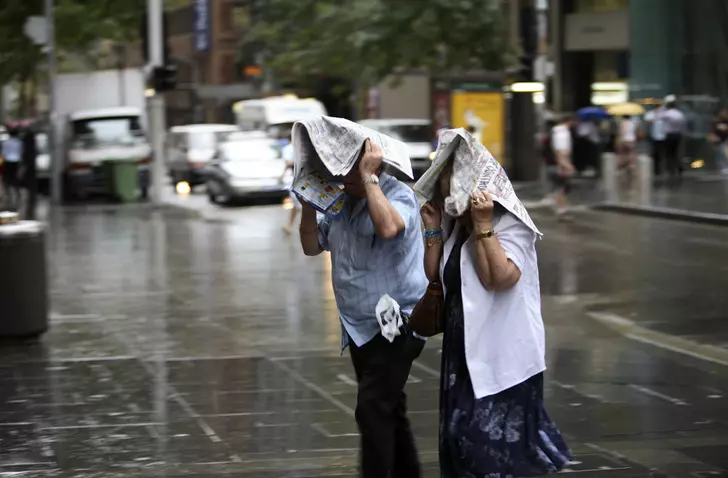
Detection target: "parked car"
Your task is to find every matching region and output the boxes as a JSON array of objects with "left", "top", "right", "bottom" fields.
[
  {"left": 357, "top": 119, "right": 433, "bottom": 179},
  {"left": 166, "top": 124, "right": 240, "bottom": 189},
  {"left": 204, "top": 134, "right": 290, "bottom": 205}
]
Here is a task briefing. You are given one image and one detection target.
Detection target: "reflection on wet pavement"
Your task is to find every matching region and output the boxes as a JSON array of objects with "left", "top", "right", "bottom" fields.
[{"left": 1, "top": 204, "right": 727, "bottom": 476}]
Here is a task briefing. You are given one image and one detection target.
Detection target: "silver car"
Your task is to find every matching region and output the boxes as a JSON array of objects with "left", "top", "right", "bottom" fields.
[
  {"left": 204, "top": 135, "right": 290, "bottom": 205},
  {"left": 357, "top": 119, "right": 433, "bottom": 179}
]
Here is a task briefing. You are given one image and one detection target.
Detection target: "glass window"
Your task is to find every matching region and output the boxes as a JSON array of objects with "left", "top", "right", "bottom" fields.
[
  {"left": 379, "top": 124, "right": 431, "bottom": 143},
  {"left": 221, "top": 140, "right": 280, "bottom": 161},
  {"left": 71, "top": 116, "right": 144, "bottom": 147},
  {"left": 188, "top": 131, "right": 231, "bottom": 150},
  {"left": 35, "top": 133, "right": 49, "bottom": 154}
]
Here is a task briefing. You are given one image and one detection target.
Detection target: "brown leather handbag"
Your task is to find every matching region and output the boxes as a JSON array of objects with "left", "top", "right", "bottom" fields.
[{"left": 408, "top": 281, "right": 445, "bottom": 337}]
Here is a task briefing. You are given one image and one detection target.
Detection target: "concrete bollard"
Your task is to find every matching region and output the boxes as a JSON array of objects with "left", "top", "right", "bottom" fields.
[
  {"left": 601, "top": 153, "right": 618, "bottom": 202},
  {"left": 636, "top": 154, "right": 653, "bottom": 206}
]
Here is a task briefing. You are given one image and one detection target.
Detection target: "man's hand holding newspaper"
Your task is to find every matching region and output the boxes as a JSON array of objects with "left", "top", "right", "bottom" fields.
[{"left": 290, "top": 116, "right": 413, "bottom": 216}]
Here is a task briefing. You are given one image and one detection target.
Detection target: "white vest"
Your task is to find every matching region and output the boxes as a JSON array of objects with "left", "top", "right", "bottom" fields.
[{"left": 440, "top": 213, "right": 546, "bottom": 399}]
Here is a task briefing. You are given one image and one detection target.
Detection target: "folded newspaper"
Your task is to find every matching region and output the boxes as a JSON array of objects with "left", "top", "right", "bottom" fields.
[
  {"left": 291, "top": 116, "right": 413, "bottom": 214},
  {"left": 413, "top": 128, "right": 542, "bottom": 236}
]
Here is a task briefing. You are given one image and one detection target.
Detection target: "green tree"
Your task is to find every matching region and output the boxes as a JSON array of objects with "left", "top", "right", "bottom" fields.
[
  {"left": 245, "top": 0, "right": 516, "bottom": 89},
  {"left": 0, "top": 0, "right": 144, "bottom": 85}
]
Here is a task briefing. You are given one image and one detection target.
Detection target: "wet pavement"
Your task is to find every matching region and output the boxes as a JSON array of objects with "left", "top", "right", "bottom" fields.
[
  {"left": 1, "top": 201, "right": 728, "bottom": 477},
  {"left": 516, "top": 172, "right": 728, "bottom": 219}
]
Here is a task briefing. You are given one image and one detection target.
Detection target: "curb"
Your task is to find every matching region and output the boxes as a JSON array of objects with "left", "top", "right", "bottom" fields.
[
  {"left": 593, "top": 202, "right": 728, "bottom": 226},
  {"left": 587, "top": 311, "right": 728, "bottom": 368}
]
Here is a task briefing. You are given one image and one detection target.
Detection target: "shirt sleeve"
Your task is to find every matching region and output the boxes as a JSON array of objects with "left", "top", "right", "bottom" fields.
[
  {"left": 495, "top": 213, "right": 536, "bottom": 272},
  {"left": 355, "top": 184, "right": 419, "bottom": 237},
  {"left": 317, "top": 213, "right": 332, "bottom": 251}
]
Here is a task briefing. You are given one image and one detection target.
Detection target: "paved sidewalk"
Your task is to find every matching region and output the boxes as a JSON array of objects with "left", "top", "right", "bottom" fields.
[{"left": 515, "top": 172, "right": 728, "bottom": 224}]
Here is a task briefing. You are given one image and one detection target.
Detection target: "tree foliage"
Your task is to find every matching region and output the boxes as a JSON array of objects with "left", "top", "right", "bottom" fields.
[
  {"left": 245, "top": 0, "right": 517, "bottom": 88},
  {"left": 0, "top": 0, "right": 145, "bottom": 84}
]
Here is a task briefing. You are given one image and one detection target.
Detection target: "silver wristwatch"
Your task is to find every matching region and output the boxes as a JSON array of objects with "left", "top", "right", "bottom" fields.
[{"left": 362, "top": 174, "right": 380, "bottom": 185}]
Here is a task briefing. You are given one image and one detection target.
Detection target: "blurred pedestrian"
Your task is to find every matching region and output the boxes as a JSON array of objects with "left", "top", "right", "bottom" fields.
[
  {"left": 645, "top": 103, "right": 667, "bottom": 175},
  {"left": 420, "top": 161, "right": 571, "bottom": 478},
  {"left": 549, "top": 115, "right": 576, "bottom": 220},
  {"left": 299, "top": 139, "right": 427, "bottom": 478},
  {"left": 21, "top": 122, "right": 38, "bottom": 220},
  {"left": 662, "top": 96, "right": 686, "bottom": 178},
  {"left": 1, "top": 127, "right": 23, "bottom": 210},
  {"left": 709, "top": 108, "right": 728, "bottom": 175},
  {"left": 281, "top": 135, "right": 301, "bottom": 234},
  {"left": 617, "top": 115, "right": 638, "bottom": 172},
  {"left": 574, "top": 119, "right": 599, "bottom": 174}
]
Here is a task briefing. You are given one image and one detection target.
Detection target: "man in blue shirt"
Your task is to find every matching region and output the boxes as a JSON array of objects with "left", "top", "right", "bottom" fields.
[
  {"left": 1, "top": 127, "right": 23, "bottom": 210},
  {"left": 300, "top": 139, "right": 427, "bottom": 478}
]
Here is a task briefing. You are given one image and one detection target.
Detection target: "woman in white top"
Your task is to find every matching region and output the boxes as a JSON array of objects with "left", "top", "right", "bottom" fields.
[
  {"left": 618, "top": 115, "right": 638, "bottom": 170},
  {"left": 420, "top": 160, "right": 571, "bottom": 477}
]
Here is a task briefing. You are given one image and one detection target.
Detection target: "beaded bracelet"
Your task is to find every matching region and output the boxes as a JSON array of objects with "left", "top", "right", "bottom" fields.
[{"left": 423, "top": 229, "right": 442, "bottom": 238}]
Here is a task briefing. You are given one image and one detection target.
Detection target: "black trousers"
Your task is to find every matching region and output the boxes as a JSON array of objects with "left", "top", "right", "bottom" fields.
[
  {"left": 664, "top": 133, "right": 683, "bottom": 176},
  {"left": 349, "top": 332, "right": 425, "bottom": 478},
  {"left": 650, "top": 139, "right": 666, "bottom": 176}
]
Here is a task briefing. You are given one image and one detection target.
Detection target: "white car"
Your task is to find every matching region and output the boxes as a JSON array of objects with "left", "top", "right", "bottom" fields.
[
  {"left": 204, "top": 136, "right": 289, "bottom": 205},
  {"left": 357, "top": 119, "right": 433, "bottom": 179}
]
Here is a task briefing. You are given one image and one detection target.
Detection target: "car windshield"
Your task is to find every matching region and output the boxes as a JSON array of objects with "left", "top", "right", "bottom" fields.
[
  {"left": 379, "top": 124, "right": 431, "bottom": 143},
  {"left": 189, "top": 131, "right": 232, "bottom": 150},
  {"left": 35, "top": 133, "right": 49, "bottom": 154},
  {"left": 221, "top": 140, "right": 280, "bottom": 161},
  {"left": 72, "top": 116, "right": 145, "bottom": 148}
]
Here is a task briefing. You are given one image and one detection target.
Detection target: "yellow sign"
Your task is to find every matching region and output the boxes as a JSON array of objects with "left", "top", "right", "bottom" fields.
[{"left": 450, "top": 91, "right": 504, "bottom": 164}]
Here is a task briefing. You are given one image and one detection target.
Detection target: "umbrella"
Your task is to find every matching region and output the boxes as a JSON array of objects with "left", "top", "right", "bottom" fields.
[
  {"left": 607, "top": 102, "right": 645, "bottom": 116},
  {"left": 576, "top": 106, "right": 610, "bottom": 120}
]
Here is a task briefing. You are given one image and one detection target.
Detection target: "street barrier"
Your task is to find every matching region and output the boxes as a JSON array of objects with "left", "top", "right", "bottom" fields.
[
  {"left": 601, "top": 153, "right": 618, "bottom": 202},
  {"left": 0, "top": 212, "right": 49, "bottom": 338},
  {"left": 636, "top": 154, "right": 653, "bottom": 207}
]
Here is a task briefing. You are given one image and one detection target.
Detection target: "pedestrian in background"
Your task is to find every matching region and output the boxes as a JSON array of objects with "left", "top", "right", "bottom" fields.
[
  {"left": 281, "top": 133, "right": 301, "bottom": 234},
  {"left": 299, "top": 139, "right": 427, "bottom": 478},
  {"left": 645, "top": 102, "right": 667, "bottom": 176},
  {"left": 1, "top": 127, "right": 23, "bottom": 210},
  {"left": 420, "top": 159, "right": 571, "bottom": 478},
  {"left": 21, "top": 122, "right": 38, "bottom": 220},
  {"left": 549, "top": 115, "right": 576, "bottom": 220},
  {"left": 709, "top": 108, "right": 728, "bottom": 175},
  {"left": 662, "top": 96, "right": 686, "bottom": 178},
  {"left": 617, "top": 115, "right": 638, "bottom": 173}
]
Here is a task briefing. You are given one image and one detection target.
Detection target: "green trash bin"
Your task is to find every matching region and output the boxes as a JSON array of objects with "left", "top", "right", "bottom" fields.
[{"left": 106, "top": 160, "right": 139, "bottom": 202}]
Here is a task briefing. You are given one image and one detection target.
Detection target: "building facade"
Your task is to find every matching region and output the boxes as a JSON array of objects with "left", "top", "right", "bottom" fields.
[{"left": 550, "top": 0, "right": 728, "bottom": 111}]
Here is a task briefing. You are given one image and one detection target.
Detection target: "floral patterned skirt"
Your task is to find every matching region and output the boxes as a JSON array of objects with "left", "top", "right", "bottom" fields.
[{"left": 439, "top": 291, "right": 572, "bottom": 478}]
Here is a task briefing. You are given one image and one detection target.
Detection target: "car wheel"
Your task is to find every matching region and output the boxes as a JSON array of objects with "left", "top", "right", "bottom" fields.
[{"left": 207, "top": 180, "right": 231, "bottom": 205}]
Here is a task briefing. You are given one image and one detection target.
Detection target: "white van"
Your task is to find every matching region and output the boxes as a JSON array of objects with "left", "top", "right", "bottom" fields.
[
  {"left": 63, "top": 106, "right": 151, "bottom": 199},
  {"left": 166, "top": 124, "right": 239, "bottom": 187},
  {"left": 233, "top": 96, "right": 327, "bottom": 136}
]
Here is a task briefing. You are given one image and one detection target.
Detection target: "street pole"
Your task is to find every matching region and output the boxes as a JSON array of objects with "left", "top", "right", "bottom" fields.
[
  {"left": 46, "top": 0, "right": 62, "bottom": 205},
  {"left": 148, "top": 0, "right": 166, "bottom": 206}
]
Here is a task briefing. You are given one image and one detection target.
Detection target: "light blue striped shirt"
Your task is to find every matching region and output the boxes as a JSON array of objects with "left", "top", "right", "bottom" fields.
[
  {"left": 1, "top": 138, "right": 23, "bottom": 163},
  {"left": 317, "top": 173, "right": 428, "bottom": 352}
]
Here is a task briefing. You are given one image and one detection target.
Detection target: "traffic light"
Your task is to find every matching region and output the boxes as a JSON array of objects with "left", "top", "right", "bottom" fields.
[{"left": 152, "top": 65, "right": 178, "bottom": 92}]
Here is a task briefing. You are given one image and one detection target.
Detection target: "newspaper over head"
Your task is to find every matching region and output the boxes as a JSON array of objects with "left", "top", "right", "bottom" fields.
[
  {"left": 413, "top": 128, "right": 542, "bottom": 236},
  {"left": 291, "top": 116, "right": 413, "bottom": 215}
]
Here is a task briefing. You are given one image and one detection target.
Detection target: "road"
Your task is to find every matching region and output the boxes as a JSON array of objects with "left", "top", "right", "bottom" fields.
[{"left": 1, "top": 199, "right": 728, "bottom": 477}]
